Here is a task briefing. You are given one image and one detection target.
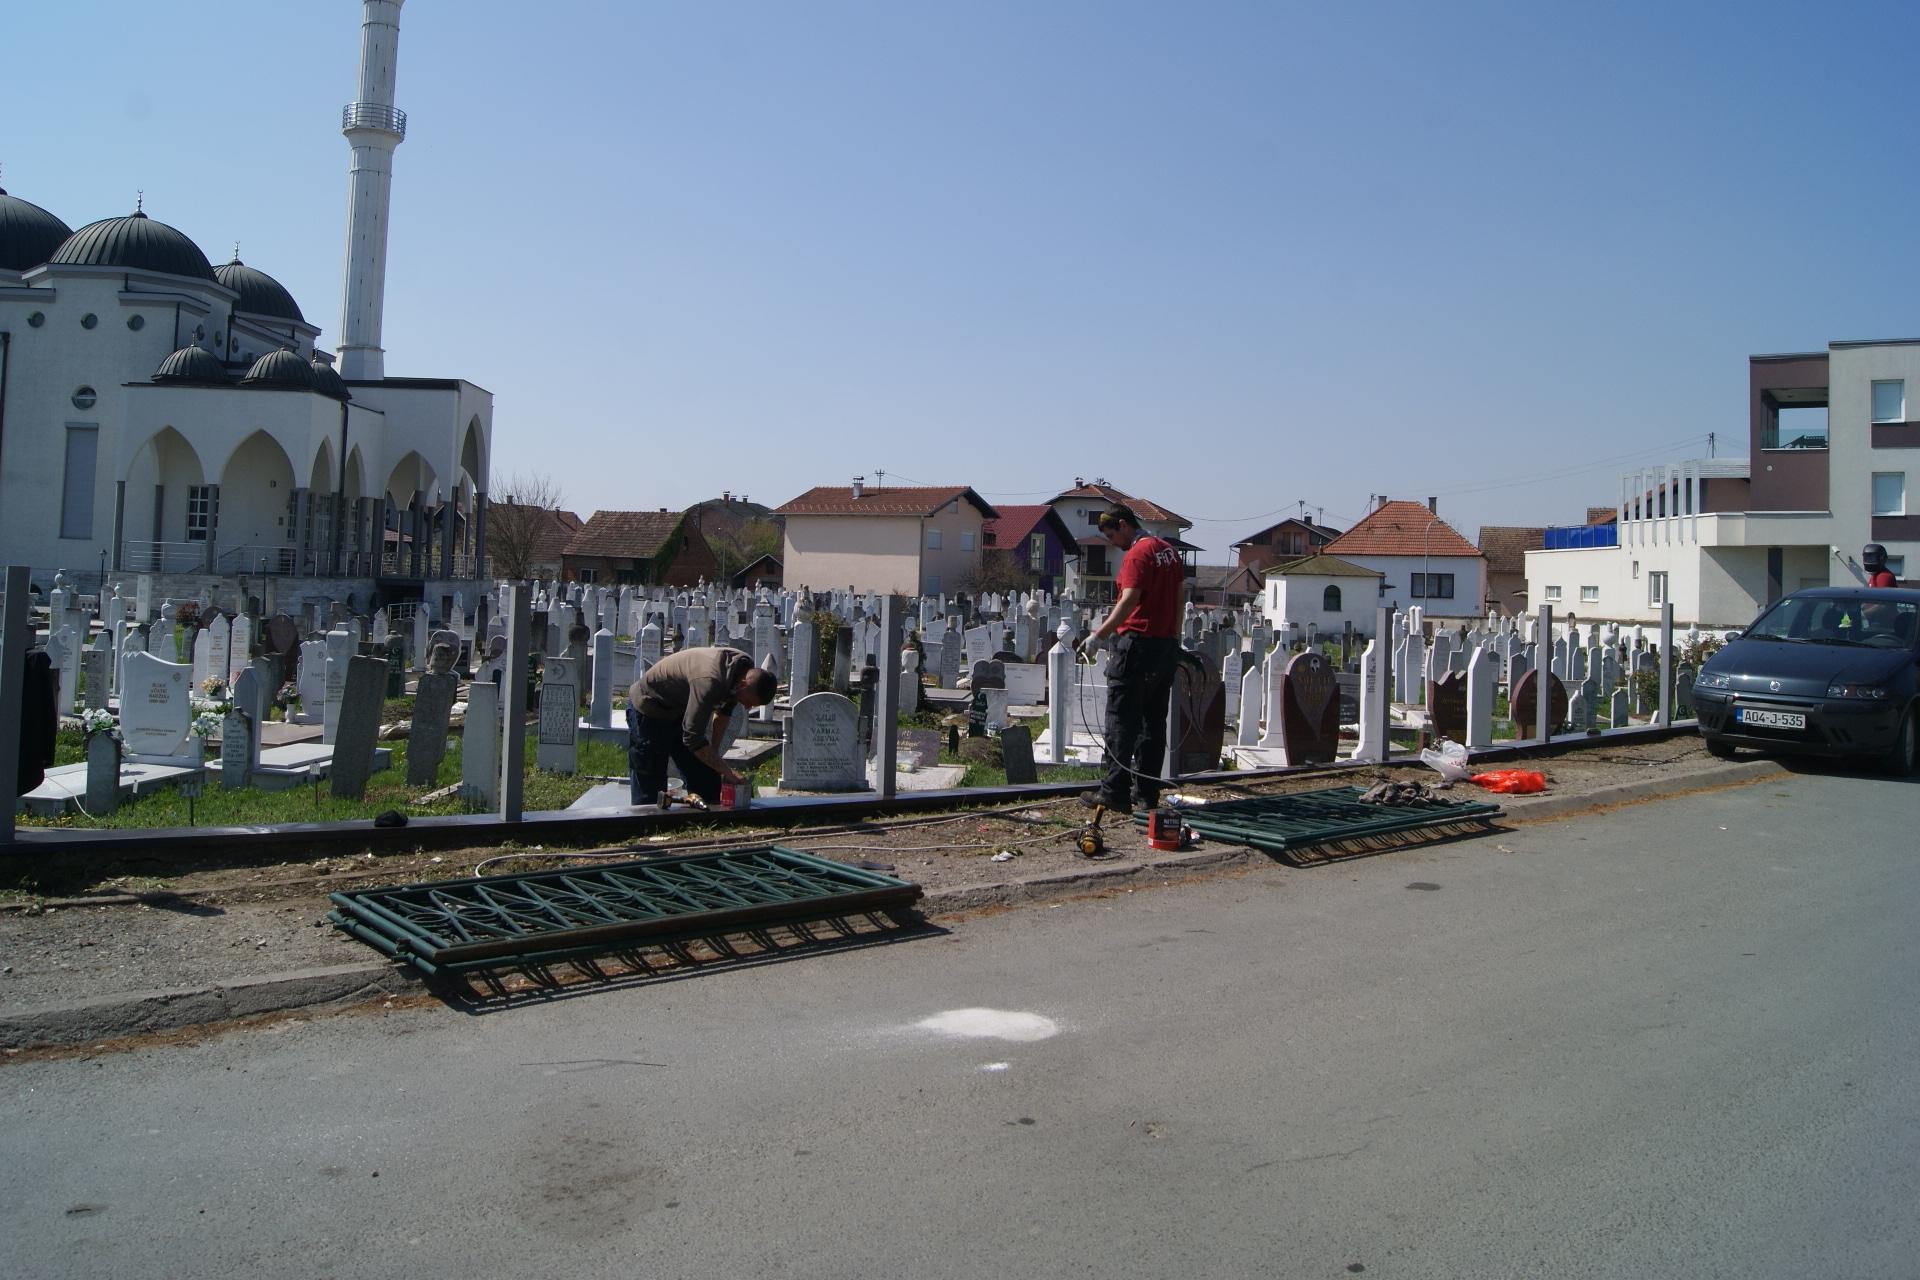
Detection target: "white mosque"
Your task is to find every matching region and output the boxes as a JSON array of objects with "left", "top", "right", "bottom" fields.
[{"left": 0, "top": 0, "right": 492, "bottom": 610}]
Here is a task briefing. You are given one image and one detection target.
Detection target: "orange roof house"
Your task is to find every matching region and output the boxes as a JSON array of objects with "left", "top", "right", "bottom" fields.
[{"left": 1323, "top": 499, "right": 1486, "bottom": 618}]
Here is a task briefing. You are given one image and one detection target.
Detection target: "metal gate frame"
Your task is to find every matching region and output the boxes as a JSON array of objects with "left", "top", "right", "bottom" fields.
[{"left": 328, "top": 845, "right": 922, "bottom": 976}]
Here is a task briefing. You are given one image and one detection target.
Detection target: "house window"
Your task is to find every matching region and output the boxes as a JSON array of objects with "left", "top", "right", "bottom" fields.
[
  {"left": 1580, "top": 585, "right": 1599, "bottom": 603},
  {"left": 960, "top": 530, "right": 975, "bottom": 552},
  {"left": 1411, "top": 572, "right": 1455, "bottom": 599},
  {"left": 1648, "top": 572, "right": 1668, "bottom": 606},
  {"left": 1544, "top": 585, "right": 1562, "bottom": 603},
  {"left": 59, "top": 425, "right": 98, "bottom": 539},
  {"left": 1872, "top": 380, "right": 1905, "bottom": 424},
  {"left": 926, "top": 573, "right": 941, "bottom": 594},
  {"left": 1887, "top": 555, "right": 1907, "bottom": 578},
  {"left": 578, "top": 567, "right": 597, "bottom": 584},
  {"left": 926, "top": 528, "right": 942, "bottom": 550},
  {"left": 1322, "top": 584, "right": 1341, "bottom": 612},
  {"left": 1632, "top": 560, "right": 1640, "bottom": 579},
  {"left": 186, "top": 485, "right": 219, "bottom": 542},
  {"left": 1029, "top": 533, "right": 1045, "bottom": 562},
  {"left": 1872, "top": 472, "right": 1906, "bottom": 516}
]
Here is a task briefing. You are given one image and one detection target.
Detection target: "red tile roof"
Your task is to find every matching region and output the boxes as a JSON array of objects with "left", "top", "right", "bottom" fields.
[
  {"left": 563, "top": 510, "right": 687, "bottom": 559},
  {"left": 492, "top": 505, "right": 585, "bottom": 564},
  {"left": 1048, "top": 482, "right": 1189, "bottom": 528},
  {"left": 774, "top": 485, "right": 998, "bottom": 519},
  {"left": 983, "top": 504, "right": 1073, "bottom": 547},
  {"left": 1324, "top": 501, "right": 1483, "bottom": 559},
  {"left": 1476, "top": 526, "right": 1546, "bottom": 575}
]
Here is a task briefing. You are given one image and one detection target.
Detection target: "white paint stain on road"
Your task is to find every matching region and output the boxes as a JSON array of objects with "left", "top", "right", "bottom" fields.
[{"left": 914, "top": 1008, "right": 1059, "bottom": 1042}]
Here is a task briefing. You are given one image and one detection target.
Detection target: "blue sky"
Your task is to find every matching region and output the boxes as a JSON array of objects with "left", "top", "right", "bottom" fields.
[{"left": 8, "top": 0, "right": 1917, "bottom": 558}]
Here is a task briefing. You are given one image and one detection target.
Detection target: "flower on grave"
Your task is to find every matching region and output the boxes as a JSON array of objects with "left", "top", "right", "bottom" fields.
[
  {"left": 190, "top": 696, "right": 233, "bottom": 717},
  {"left": 191, "top": 710, "right": 224, "bottom": 740},
  {"left": 81, "top": 707, "right": 121, "bottom": 741},
  {"left": 276, "top": 681, "right": 302, "bottom": 711},
  {"left": 201, "top": 676, "right": 228, "bottom": 700}
]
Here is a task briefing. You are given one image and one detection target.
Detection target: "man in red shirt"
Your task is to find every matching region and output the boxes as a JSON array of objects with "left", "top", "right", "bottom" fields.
[
  {"left": 1863, "top": 543, "right": 1898, "bottom": 588},
  {"left": 1075, "top": 503, "right": 1187, "bottom": 811}
]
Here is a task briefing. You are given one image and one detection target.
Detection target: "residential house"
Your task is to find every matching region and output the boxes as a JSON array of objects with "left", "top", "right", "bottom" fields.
[
  {"left": 980, "top": 505, "right": 1079, "bottom": 595},
  {"left": 1321, "top": 499, "right": 1485, "bottom": 620},
  {"left": 1476, "top": 526, "right": 1546, "bottom": 615},
  {"left": 1230, "top": 515, "right": 1342, "bottom": 575},
  {"left": 1259, "top": 554, "right": 1385, "bottom": 634},
  {"left": 1192, "top": 564, "right": 1264, "bottom": 609},
  {"left": 1525, "top": 339, "right": 1920, "bottom": 627},
  {"left": 560, "top": 509, "right": 721, "bottom": 586},
  {"left": 773, "top": 480, "right": 997, "bottom": 595},
  {"left": 1046, "top": 479, "right": 1201, "bottom": 602},
  {"left": 732, "top": 552, "right": 783, "bottom": 590}
]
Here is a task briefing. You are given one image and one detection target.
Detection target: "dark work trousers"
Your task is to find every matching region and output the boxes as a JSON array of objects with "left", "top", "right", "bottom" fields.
[
  {"left": 628, "top": 707, "right": 723, "bottom": 805},
  {"left": 1100, "top": 634, "right": 1180, "bottom": 810}
]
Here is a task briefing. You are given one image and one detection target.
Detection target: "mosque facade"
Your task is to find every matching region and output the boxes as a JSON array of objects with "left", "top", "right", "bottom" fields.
[{"left": 0, "top": 0, "right": 492, "bottom": 609}]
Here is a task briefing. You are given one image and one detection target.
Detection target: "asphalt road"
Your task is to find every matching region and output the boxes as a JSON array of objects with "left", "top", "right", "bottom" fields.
[{"left": 4, "top": 765, "right": 1915, "bottom": 1279}]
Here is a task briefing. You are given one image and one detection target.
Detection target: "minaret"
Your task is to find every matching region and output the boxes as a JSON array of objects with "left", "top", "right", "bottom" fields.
[{"left": 336, "top": 0, "right": 406, "bottom": 381}]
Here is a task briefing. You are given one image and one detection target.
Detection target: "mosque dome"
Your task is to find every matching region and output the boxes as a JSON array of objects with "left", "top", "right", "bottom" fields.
[
  {"left": 50, "top": 208, "right": 216, "bottom": 282},
  {"left": 241, "top": 348, "right": 319, "bottom": 390},
  {"left": 152, "top": 345, "right": 232, "bottom": 385},
  {"left": 0, "top": 187, "right": 74, "bottom": 273},
  {"left": 216, "top": 257, "right": 304, "bottom": 322},
  {"left": 307, "top": 355, "right": 351, "bottom": 401}
]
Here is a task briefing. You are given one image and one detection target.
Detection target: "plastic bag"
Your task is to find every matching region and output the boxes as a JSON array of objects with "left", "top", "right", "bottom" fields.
[
  {"left": 1469, "top": 769, "right": 1547, "bottom": 794},
  {"left": 1419, "top": 739, "right": 1470, "bottom": 782}
]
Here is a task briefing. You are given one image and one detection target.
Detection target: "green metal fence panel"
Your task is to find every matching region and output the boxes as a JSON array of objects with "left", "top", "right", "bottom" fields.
[
  {"left": 1144, "top": 786, "right": 1503, "bottom": 861},
  {"left": 329, "top": 846, "right": 922, "bottom": 975}
]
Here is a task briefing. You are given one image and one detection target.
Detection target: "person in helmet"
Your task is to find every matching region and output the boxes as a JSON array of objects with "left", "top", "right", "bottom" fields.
[{"left": 1863, "top": 543, "right": 1898, "bottom": 589}]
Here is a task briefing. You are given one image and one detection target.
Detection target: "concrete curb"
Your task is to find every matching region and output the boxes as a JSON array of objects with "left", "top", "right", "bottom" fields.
[
  {"left": 1494, "top": 759, "right": 1784, "bottom": 824},
  {"left": 0, "top": 963, "right": 419, "bottom": 1052},
  {"left": 0, "top": 761, "right": 1783, "bottom": 1052}
]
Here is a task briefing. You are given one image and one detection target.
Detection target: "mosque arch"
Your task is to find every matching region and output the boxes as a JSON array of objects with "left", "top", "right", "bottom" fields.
[
  {"left": 119, "top": 426, "right": 208, "bottom": 570},
  {"left": 308, "top": 437, "right": 337, "bottom": 493},
  {"left": 215, "top": 430, "right": 299, "bottom": 572},
  {"left": 459, "top": 416, "right": 486, "bottom": 491}
]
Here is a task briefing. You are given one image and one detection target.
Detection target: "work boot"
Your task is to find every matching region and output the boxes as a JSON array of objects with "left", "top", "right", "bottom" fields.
[{"left": 1079, "top": 789, "right": 1126, "bottom": 812}]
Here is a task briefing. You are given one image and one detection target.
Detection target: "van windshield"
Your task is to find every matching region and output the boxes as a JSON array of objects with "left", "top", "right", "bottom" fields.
[{"left": 1746, "top": 596, "right": 1916, "bottom": 647}]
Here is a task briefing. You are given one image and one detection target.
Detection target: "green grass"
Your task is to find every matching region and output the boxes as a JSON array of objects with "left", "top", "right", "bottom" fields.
[{"left": 23, "top": 732, "right": 644, "bottom": 830}]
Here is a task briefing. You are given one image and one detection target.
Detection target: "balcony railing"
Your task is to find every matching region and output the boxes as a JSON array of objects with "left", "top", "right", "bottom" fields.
[
  {"left": 1542, "top": 524, "right": 1618, "bottom": 550},
  {"left": 120, "top": 540, "right": 207, "bottom": 573},
  {"left": 342, "top": 102, "right": 407, "bottom": 136}
]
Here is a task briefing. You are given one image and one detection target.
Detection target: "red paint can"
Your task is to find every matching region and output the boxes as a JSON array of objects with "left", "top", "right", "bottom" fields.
[
  {"left": 1146, "top": 807, "right": 1185, "bottom": 851},
  {"left": 719, "top": 781, "right": 750, "bottom": 811}
]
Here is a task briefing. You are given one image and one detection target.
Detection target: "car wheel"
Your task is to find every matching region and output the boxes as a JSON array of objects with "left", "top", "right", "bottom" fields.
[
  {"left": 1881, "top": 707, "right": 1918, "bottom": 776},
  {"left": 1704, "top": 736, "right": 1736, "bottom": 760}
]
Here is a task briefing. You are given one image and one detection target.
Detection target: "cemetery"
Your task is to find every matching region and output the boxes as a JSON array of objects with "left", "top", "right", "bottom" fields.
[{"left": 4, "top": 566, "right": 1727, "bottom": 841}]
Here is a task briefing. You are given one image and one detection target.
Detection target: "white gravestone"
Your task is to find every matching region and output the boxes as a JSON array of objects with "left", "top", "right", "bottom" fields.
[
  {"left": 119, "top": 650, "right": 196, "bottom": 762},
  {"left": 779, "top": 692, "right": 867, "bottom": 791},
  {"left": 322, "top": 628, "right": 353, "bottom": 744}
]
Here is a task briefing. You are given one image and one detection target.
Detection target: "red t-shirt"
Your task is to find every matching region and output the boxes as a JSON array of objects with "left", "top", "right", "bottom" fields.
[
  {"left": 1869, "top": 570, "right": 1898, "bottom": 588},
  {"left": 1116, "top": 534, "right": 1185, "bottom": 636}
]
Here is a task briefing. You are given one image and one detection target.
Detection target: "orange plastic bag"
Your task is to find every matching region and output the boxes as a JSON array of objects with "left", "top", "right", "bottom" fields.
[{"left": 1469, "top": 769, "right": 1547, "bottom": 794}]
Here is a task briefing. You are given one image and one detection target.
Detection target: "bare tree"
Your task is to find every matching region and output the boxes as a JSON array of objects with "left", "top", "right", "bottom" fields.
[
  {"left": 706, "top": 517, "right": 783, "bottom": 584},
  {"left": 487, "top": 471, "right": 567, "bottom": 581},
  {"left": 955, "top": 550, "right": 1038, "bottom": 596}
]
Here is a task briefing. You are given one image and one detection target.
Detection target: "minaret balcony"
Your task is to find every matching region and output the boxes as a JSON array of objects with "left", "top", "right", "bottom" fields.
[{"left": 342, "top": 102, "right": 407, "bottom": 138}]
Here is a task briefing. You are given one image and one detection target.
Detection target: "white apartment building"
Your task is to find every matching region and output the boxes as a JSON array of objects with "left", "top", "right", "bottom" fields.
[{"left": 1526, "top": 340, "right": 1919, "bottom": 627}]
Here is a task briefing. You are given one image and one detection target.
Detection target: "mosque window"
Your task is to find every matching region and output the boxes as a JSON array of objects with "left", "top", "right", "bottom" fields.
[
  {"left": 60, "top": 426, "right": 98, "bottom": 540},
  {"left": 27, "top": 311, "right": 45, "bottom": 328},
  {"left": 127, "top": 314, "right": 145, "bottom": 331},
  {"left": 71, "top": 386, "right": 97, "bottom": 410},
  {"left": 187, "top": 486, "right": 219, "bottom": 542},
  {"left": 81, "top": 313, "right": 98, "bottom": 329}
]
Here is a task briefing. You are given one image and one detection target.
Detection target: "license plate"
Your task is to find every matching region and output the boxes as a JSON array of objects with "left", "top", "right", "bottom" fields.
[{"left": 1737, "top": 707, "right": 1806, "bottom": 730}]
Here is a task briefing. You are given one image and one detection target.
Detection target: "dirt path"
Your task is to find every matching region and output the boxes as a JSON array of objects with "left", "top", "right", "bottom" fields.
[{"left": 0, "top": 736, "right": 1726, "bottom": 1017}]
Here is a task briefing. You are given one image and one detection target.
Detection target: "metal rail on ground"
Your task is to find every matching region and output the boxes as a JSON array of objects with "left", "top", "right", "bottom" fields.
[
  {"left": 1146, "top": 785, "right": 1504, "bottom": 865},
  {"left": 327, "top": 845, "right": 923, "bottom": 976}
]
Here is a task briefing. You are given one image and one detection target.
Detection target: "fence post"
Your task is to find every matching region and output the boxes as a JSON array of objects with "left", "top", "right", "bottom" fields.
[
  {"left": 498, "top": 583, "right": 529, "bottom": 821},
  {"left": 1536, "top": 604, "right": 1553, "bottom": 743},
  {"left": 0, "top": 566, "right": 33, "bottom": 846}
]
